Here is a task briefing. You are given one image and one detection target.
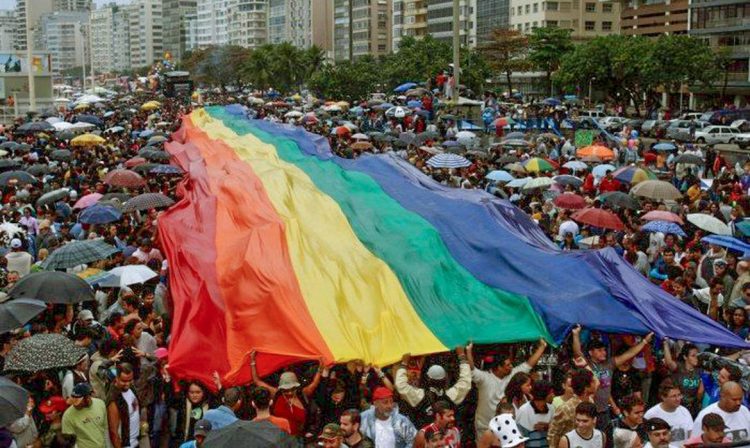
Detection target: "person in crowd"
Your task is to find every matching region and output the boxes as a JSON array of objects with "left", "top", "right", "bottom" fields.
[
  {"left": 642, "top": 418, "right": 678, "bottom": 448},
  {"left": 178, "top": 419, "right": 211, "bottom": 448},
  {"left": 548, "top": 369, "right": 598, "bottom": 448},
  {"left": 606, "top": 395, "right": 647, "bottom": 448},
  {"left": 662, "top": 341, "right": 703, "bottom": 417},
  {"left": 516, "top": 380, "right": 555, "bottom": 448},
  {"left": 413, "top": 400, "right": 461, "bottom": 448},
  {"left": 643, "top": 381, "right": 694, "bottom": 445},
  {"left": 558, "top": 402, "right": 605, "bottom": 448},
  {"left": 340, "top": 408, "right": 374, "bottom": 448},
  {"left": 692, "top": 381, "right": 750, "bottom": 442},
  {"left": 250, "top": 386, "right": 291, "bottom": 433},
  {"left": 318, "top": 423, "right": 346, "bottom": 448},
  {"left": 61, "top": 383, "right": 107, "bottom": 448},
  {"left": 683, "top": 413, "right": 729, "bottom": 446},
  {"left": 106, "top": 363, "right": 143, "bottom": 448},
  {"left": 203, "top": 387, "right": 241, "bottom": 430},
  {"left": 359, "top": 386, "right": 417, "bottom": 448}
]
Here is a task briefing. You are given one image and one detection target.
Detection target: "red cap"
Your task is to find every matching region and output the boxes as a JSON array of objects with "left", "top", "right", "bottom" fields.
[
  {"left": 372, "top": 387, "right": 393, "bottom": 401},
  {"left": 39, "top": 396, "right": 68, "bottom": 414}
]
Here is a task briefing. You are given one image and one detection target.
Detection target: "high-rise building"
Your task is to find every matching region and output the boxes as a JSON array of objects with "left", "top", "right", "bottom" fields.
[
  {"left": 163, "top": 0, "right": 197, "bottom": 63},
  {"left": 90, "top": 4, "right": 131, "bottom": 73},
  {"left": 195, "top": 0, "right": 268, "bottom": 49},
  {"left": 14, "top": 0, "right": 54, "bottom": 51},
  {"left": 127, "top": 0, "right": 163, "bottom": 69},
  {"left": 477, "top": 0, "right": 509, "bottom": 43},
  {"left": 38, "top": 10, "right": 88, "bottom": 75},
  {"left": 620, "top": 0, "right": 687, "bottom": 36},
  {"left": 0, "top": 10, "right": 16, "bottom": 52},
  {"left": 688, "top": 0, "right": 750, "bottom": 106},
  {"left": 392, "top": 0, "right": 428, "bottom": 49},
  {"left": 427, "top": 0, "right": 476, "bottom": 47},
  {"left": 196, "top": 0, "right": 229, "bottom": 47},
  {"left": 54, "top": 0, "right": 93, "bottom": 11},
  {"left": 333, "top": 0, "right": 392, "bottom": 61},
  {"left": 267, "top": 0, "right": 332, "bottom": 52},
  {"left": 509, "top": 0, "right": 620, "bottom": 40}
]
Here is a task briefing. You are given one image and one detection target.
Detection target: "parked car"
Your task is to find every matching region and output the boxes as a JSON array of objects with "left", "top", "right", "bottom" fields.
[
  {"left": 600, "top": 116, "right": 628, "bottom": 132},
  {"left": 666, "top": 120, "right": 710, "bottom": 141},
  {"left": 626, "top": 119, "right": 644, "bottom": 132},
  {"left": 580, "top": 110, "right": 607, "bottom": 120},
  {"left": 642, "top": 120, "right": 667, "bottom": 137},
  {"left": 736, "top": 132, "right": 750, "bottom": 149},
  {"left": 680, "top": 112, "right": 704, "bottom": 121},
  {"left": 694, "top": 125, "right": 740, "bottom": 144}
]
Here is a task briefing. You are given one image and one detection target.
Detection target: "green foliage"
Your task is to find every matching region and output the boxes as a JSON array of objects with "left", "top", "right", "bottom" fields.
[
  {"left": 528, "top": 27, "right": 574, "bottom": 94},
  {"left": 183, "top": 45, "right": 252, "bottom": 91},
  {"left": 479, "top": 28, "right": 531, "bottom": 93},
  {"left": 307, "top": 56, "right": 381, "bottom": 102}
]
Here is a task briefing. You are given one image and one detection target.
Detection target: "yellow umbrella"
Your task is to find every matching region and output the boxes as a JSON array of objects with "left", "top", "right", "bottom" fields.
[
  {"left": 291, "top": 94, "right": 302, "bottom": 102},
  {"left": 71, "top": 133, "right": 106, "bottom": 147},
  {"left": 336, "top": 101, "right": 350, "bottom": 109},
  {"left": 74, "top": 103, "right": 89, "bottom": 111},
  {"left": 141, "top": 101, "right": 161, "bottom": 111}
]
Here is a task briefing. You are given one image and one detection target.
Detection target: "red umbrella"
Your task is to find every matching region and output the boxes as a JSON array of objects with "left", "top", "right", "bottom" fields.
[
  {"left": 572, "top": 207, "right": 625, "bottom": 231},
  {"left": 553, "top": 193, "right": 587, "bottom": 209},
  {"left": 103, "top": 169, "right": 146, "bottom": 188},
  {"left": 335, "top": 126, "right": 350, "bottom": 137},
  {"left": 125, "top": 157, "right": 147, "bottom": 168},
  {"left": 641, "top": 210, "right": 684, "bottom": 225},
  {"left": 494, "top": 117, "right": 509, "bottom": 128}
]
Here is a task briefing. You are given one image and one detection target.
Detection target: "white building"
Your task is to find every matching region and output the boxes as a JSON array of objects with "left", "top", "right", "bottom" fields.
[
  {"left": 14, "top": 0, "right": 54, "bottom": 51},
  {"left": 163, "top": 0, "right": 197, "bottom": 63},
  {"left": 196, "top": 0, "right": 230, "bottom": 47},
  {"left": 127, "top": 0, "right": 163, "bottom": 69},
  {"left": 267, "top": 0, "right": 331, "bottom": 52},
  {"left": 39, "top": 10, "right": 88, "bottom": 75},
  {"left": 426, "top": 0, "right": 476, "bottom": 47},
  {"left": 508, "top": 0, "right": 620, "bottom": 39},
  {"left": 0, "top": 10, "right": 16, "bottom": 52},
  {"left": 226, "top": 0, "right": 267, "bottom": 48},
  {"left": 90, "top": 4, "right": 131, "bottom": 74}
]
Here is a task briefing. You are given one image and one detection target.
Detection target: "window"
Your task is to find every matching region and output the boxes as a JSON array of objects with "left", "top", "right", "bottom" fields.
[
  {"left": 547, "top": 1, "right": 559, "bottom": 10},
  {"left": 533, "top": 3, "right": 538, "bottom": 12},
  {"left": 585, "top": 20, "right": 595, "bottom": 30},
  {"left": 585, "top": 2, "right": 596, "bottom": 11},
  {"left": 532, "top": 21, "right": 538, "bottom": 28},
  {"left": 518, "top": 5, "right": 522, "bottom": 14},
  {"left": 547, "top": 20, "right": 558, "bottom": 27},
  {"left": 525, "top": 4, "right": 530, "bottom": 13},
  {"left": 602, "top": 21, "right": 612, "bottom": 30},
  {"left": 602, "top": 3, "right": 612, "bottom": 12}
]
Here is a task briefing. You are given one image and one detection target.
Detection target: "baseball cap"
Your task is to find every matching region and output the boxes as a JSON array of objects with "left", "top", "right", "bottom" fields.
[
  {"left": 587, "top": 339, "right": 607, "bottom": 351},
  {"left": 702, "top": 413, "right": 728, "bottom": 430},
  {"left": 154, "top": 347, "right": 168, "bottom": 359},
  {"left": 645, "top": 418, "right": 671, "bottom": 433},
  {"left": 78, "top": 309, "right": 94, "bottom": 321},
  {"left": 193, "top": 419, "right": 212, "bottom": 437},
  {"left": 71, "top": 382, "right": 93, "bottom": 398},
  {"left": 426, "top": 365, "right": 447, "bottom": 381},
  {"left": 372, "top": 386, "right": 393, "bottom": 401},
  {"left": 10, "top": 238, "right": 21, "bottom": 249},
  {"left": 318, "top": 423, "right": 344, "bottom": 440},
  {"left": 714, "top": 259, "right": 728, "bottom": 267},
  {"left": 39, "top": 396, "right": 67, "bottom": 414}
]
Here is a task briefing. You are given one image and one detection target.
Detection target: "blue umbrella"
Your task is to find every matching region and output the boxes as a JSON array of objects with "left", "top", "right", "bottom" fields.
[
  {"left": 486, "top": 170, "right": 514, "bottom": 182},
  {"left": 653, "top": 142, "right": 677, "bottom": 151},
  {"left": 642, "top": 220, "right": 686, "bottom": 237},
  {"left": 350, "top": 106, "right": 364, "bottom": 115},
  {"left": 543, "top": 98, "right": 561, "bottom": 106},
  {"left": 592, "top": 164, "right": 616, "bottom": 177},
  {"left": 79, "top": 204, "right": 122, "bottom": 225},
  {"left": 394, "top": 82, "right": 417, "bottom": 93},
  {"left": 75, "top": 114, "right": 103, "bottom": 127},
  {"left": 150, "top": 164, "right": 183, "bottom": 175},
  {"left": 407, "top": 100, "right": 422, "bottom": 108},
  {"left": 554, "top": 175, "right": 583, "bottom": 187},
  {"left": 139, "top": 129, "right": 155, "bottom": 138},
  {"left": 374, "top": 102, "right": 395, "bottom": 110},
  {"left": 426, "top": 153, "right": 471, "bottom": 169},
  {"left": 701, "top": 235, "right": 750, "bottom": 256}
]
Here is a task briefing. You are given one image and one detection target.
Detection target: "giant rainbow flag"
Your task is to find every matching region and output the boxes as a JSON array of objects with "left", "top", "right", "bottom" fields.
[{"left": 160, "top": 106, "right": 745, "bottom": 387}]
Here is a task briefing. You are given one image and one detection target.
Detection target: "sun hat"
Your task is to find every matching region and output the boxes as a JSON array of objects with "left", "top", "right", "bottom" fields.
[
  {"left": 489, "top": 413, "right": 529, "bottom": 448},
  {"left": 278, "top": 371, "right": 301, "bottom": 390}
]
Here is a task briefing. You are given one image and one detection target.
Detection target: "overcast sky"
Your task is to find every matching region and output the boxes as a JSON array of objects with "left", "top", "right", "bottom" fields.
[{"left": 0, "top": 0, "right": 131, "bottom": 9}]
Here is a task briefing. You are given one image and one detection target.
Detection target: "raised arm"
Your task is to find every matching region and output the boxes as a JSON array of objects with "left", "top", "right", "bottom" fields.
[
  {"left": 662, "top": 339, "right": 678, "bottom": 372},
  {"left": 250, "top": 350, "right": 277, "bottom": 395},
  {"left": 571, "top": 325, "right": 584, "bottom": 359},
  {"left": 527, "top": 339, "right": 549, "bottom": 368},
  {"left": 466, "top": 342, "right": 476, "bottom": 370},
  {"left": 613, "top": 333, "right": 653, "bottom": 368},
  {"left": 394, "top": 353, "right": 424, "bottom": 407},
  {"left": 302, "top": 358, "right": 324, "bottom": 398}
]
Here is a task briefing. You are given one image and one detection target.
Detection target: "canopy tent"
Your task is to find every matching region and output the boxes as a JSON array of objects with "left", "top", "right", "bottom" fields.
[{"left": 159, "top": 105, "right": 746, "bottom": 389}]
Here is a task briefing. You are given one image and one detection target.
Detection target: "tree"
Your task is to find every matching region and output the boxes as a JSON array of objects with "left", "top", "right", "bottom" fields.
[
  {"left": 184, "top": 45, "right": 251, "bottom": 91},
  {"left": 712, "top": 46, "right": 733, "bottom": 104},
  {"left": 243, "top": 45, "right": 275, "bottom": 91},
  {"left": 528, "top": 27, "right": 573, "bottom": 96},
  {"left": 380, "top": 36, "right": 453, "bottom": 90},
  {"left": 478, "top": 28, "right": 531, "bottom": 93},
  {"left": 308, "top": 56, "right": 380, "bottom": 102},
  {"left": 651, "top": 34, "right": 719, "bottom": 107}
]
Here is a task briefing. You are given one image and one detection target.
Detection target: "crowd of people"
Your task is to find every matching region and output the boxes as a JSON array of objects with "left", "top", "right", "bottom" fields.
[{"left": 2, "top": 71, "right": 750, "bottom": 448}]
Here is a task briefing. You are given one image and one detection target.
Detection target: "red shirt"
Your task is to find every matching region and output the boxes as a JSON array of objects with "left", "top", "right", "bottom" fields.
[{"left": 598, "top": 177, "right": 621, "bottom": 193}]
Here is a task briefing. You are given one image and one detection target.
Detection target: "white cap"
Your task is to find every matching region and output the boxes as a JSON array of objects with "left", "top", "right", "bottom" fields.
[
  {"left": 10, "top": 238, "right": 22, "bottom": 249},
  {"left": 69, "top": 190, "right": 78, "bottom": 199},
  {"left": 489, "top": 414, "right": 529, "bottom": 448},
  {"left": 426, "top": 365, "right": 446, "bottom": 381}
]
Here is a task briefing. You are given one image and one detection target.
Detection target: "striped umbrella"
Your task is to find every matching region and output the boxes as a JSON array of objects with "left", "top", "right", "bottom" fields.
[
  {"left": 41, "top": 239, "right": 120, "bottom": 270},
  {"left": 426, "top": 153, "right": 471, "bottom": 169},
  {"left": 612, "top": 166, "right": 657, "bottom": 185},
  {"left": 523, "top": 157, "right": 555, "bottom": 173}
]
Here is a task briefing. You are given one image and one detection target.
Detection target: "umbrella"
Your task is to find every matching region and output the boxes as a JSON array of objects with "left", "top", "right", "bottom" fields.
[
  {"left": 612, "top": 166, "right": 657, "bottom": 184},
  {"left": 8, "top": 271, "right": 94, "bottom": 304},
  {"left": 415, "top": 131, "right": 440, "bottom": 143},
  {"left": 73, "top": 193, "right": 103, "bottom": 209},
  {"left": 737, "top": 220, "right": 750, "bottom": 237},
  {"left": 654, "top": 142, "right": 677, "bottom": 151},
  {"left": 79, "top": 204, "right": 123, "bottom": 224},
  {"left": 563, "top": 161, "right": 588, "bottom": 171},
  {"left": 27, "top": 164, "right": 50, "bottom": 176},
  {"left": 672, "top": 154, "right": 703, "bottom": 165},
  {"left": 351, "top": 133, "right": 369, "bottom": 140},
  {"left": 523, "top": 158, "right": 555, "bottom": 173},
  {"left": 350, "top": 141, "right": 373, "bottom": 152},
  {"left": 17, "top": 121, "right": 54, "bottom": 133},
  {"left": 553, "top": 175, "right": 583, "bottom": 188},
  {"left": 132, "top": 163, "right": 159, "bottom": 174},
  {"left": 50, "top": 149, "right": 72, "bottom": 161},
  {"left": 641, "top": 210, "right": 684, "bottom": 225},
  {"left": 572, "top": 207, "right": 625, "bottom": 230},
  {"left": 497, "top": 155, "right": 520, "bottom": 165},
  {"left": 701, "top": 235, "right": 750, "bottom": 256},
  {"left": 4, "top": 333, "right": 87, "bottom": 373},
  {"left": 394, "top": 82, "right": 418, "bottom": 93},
  {"left": 147, "top": 135, "right": 167, "bottom": 145},
  {"left": 386, "top": 106, "right": 409, "bottom": 119},
  {"left": 642, "top": 220, "right": 687, "bottom": 237},
  {"left": 591, "top": 164, "right": 617, "bottom": 178},
  {"left": 41, "top": 239, "right": 120, "bottom": 270},
  {"left": 0, "top": 377, "right": 29, "bottom": 427},
  {"left": 553, "top": 193, "right": 587, "bottom": 209},
  {"left": 494, "top": 117, "right": 513, "bottom": 128},
  {"left": 203, "top": 420, "right": 298, "bottom": 448},
  {"left": 407, "top": 100, "right": 422, "bottom": 108},
  {"left": 505, "top": 162, "right": 526, "bottom": 173},
  {"left": 58, "top": 130, "right": 76, "bottom": 140},
  {"left": 687, "top": 213, "right": 731, "bottom": 236},
  {"left": 506, "top": 132, "right": 526, "bottom": 140},
  {"left": 74, "top": 114, "right": 103, "bottom": 127},
  {"left": 142, "top": 150, "right": 170, "bottom": 162},
  {"left": 399, "top": 132, "right": 417, "bottom": 145},
  {"left": 522, "top": 177, "right": 554, "bottom": 191},
  {"left": 105, "top": 126, "right": 125, "bottom": 134},
  {"left": 499, "top": 139, "right": 529, "bottom": 148},
  {"left": 125, "top": 157, "right": 147, "bottom": 168},
  {"left": 630, "top": 180, "right": 682, "bottom": 201},
  {"left": 577, "top": 145, "right": 615, "bottom": 161},
  {"left": 101, "top": 192, "right": 132, "bottom": 202},
  {"left": 0, "top": 159, "right": 20, "bottom": 170},
  {"left": 104, "top": 169, "right": 146, "bottom": 188},
  {"left": 122, "top": 193, "right": 175, "bottom": 213},
  {"left": 0, "top": 298, "right": 46, "bottom": 333},
  {"left": 455, "top": 131, "right": 476, "bottom": 140},
  {"left": 600, "top": 191, "right": 639, "bottom": 210},
  {"left": 151, "top": 164, "right": 184, "bottom": 175},
  {"left": 426, "top": 153, "right": 471, "bottom": 169},
  {"left": 581, "top": 155, "right": 603, "bottom": 163},
  {"left": 71, "top": 133, "right": 105, "bottom": 147},
  {"left": 36, "top": 188, "right": 69, "bottom": 206},
  {"left": 543, "top": 97, "right": 562, "bottom": 106},
  {"left": 0, "top": 170, "right": 35, "bottom": 186},
  {"left": 98, "top": 265, "right": 158, "bottom": 288},
  {"left": 141, "top": 100, "right": 161, "bottom": 111},
  {"left": 486, "top": 170, "right": 514, "bottom": 182},
  {"left": 506, "top": 177, "right": 530, "bottom": 188}
]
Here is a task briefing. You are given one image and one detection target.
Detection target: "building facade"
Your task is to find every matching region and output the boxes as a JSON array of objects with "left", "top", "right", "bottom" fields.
[
  {"left": 0, "top": 10, "right": 16, "bottom": 52},
  {"left": 127, "top": 0, "right": 163, "bottom": 69},
  {"left": 620, "top": 0, "right": 688, "bottom": 36},
  {"left": 267, "top": 0, "right": 332, "bottom": 54},
  {"left": 477, "top": 0, "right": 509, "bottom": 43},
  {"left": 53, "top": 0, "right": 92, "bottom": 11},
  {"left": 427, "top": 0, "right": 476, "bottom": 47},
  {"left": 163, "top": 0, "right": 197, "bottom": 63},
  {"left": 14, "top": 0, "right": 54, "bottom": 51},
  {"left": 195, "top": 0, "right": 230, "bottom": 47},
  {"left": 509, "top": 0, "right": 621, "bottom": 40},
  {"left": 90, "top": 4, "right": 131, "bottom": 74},
  {"left": 39, "top": 10, "right": 88, "bottom": 75},
  {"left": 195, "top": 0, "right": 268, "bottom": 49},
  {"left": 333, "top": 0, "right": 392, "bottom": 61}
]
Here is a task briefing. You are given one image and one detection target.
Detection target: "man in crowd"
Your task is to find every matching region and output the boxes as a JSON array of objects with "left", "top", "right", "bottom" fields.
[
  {"left": 643, "top": 381, "right": 694, "bottom": 445},
  {"left": 643, "top": 418, "right": 678, "bottom": 448},
  {"left": 692, "top": 381, "right": 750, "bottom": 442},
  {"left": 360, "top": 386, "right": 417, "bottom": 447},
  {"left": 548, "top": 369, "right": 598, "bottom": 448},
  {"left": 204, "top": 387, "right": 242, "bottom": 430},
  {"left": 179, "top": 419, "right": 211, "bottom": 448},
  {"left": 559, "top": 402, "right": 605, "bottom": 448},
  {"left": 517, "top": 380, "right": 555, "bottom": 448},
  {"left": 413, "top": 400, "right": 461, "bottom": 448},
  {"left": 684, "top": 413, "right": 729, "bottom": 446},
  {"left": 106, "top": 363, "right": 142, "bottom": 448},
  {"left": 61, "top": 383, "right": 107, "bottom": 448},
  {"left": 250, "top": 386, "right": 291, "bottom": 433},
  {"left": 606, "top": 394, "right": 647, "bottom": 448},
  {"left": 340, "top": 409, "right": 374, "bottom": 448}
]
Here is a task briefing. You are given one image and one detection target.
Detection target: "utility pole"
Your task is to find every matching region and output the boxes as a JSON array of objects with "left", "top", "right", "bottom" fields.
[
  {"left": 80, "top": 24, "right": 86, "bottom": 91},
  {"left": 348, "top": 0, "right": 353, "bottom": 61},
  {"left": 452, "top": 0, "right": 460, "bottom": 102},
  {"left": 89, "top": 14, "right": 95, "bottom": 91},
  {"left": 25, "top": 2, "right": 36, "bottom": 112}
]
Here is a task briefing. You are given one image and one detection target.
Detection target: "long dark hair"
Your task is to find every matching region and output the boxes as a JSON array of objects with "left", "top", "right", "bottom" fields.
[{"left": 505, "top": 372, "right": 531, "bottom": 405}]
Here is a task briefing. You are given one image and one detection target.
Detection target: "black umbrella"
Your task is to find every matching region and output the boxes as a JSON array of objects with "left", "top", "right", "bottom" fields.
[
  {"left": 672, "top": 153, "right": 703, "bottom": 165},
  {"left": 132, "top": 163, "right": 158, "bottom": 174},
  {"left": 101, "top": 192, "right": 132, "bottom": 202},
  {"left": 204, "top": 420, "right": 298, "bottom": 448},
  {"left": 36, "top": 188, "right": 69, "bottom": 206},
  {"left": 4, "top": 333, "right": 87, "bottom": 372},
  {"left": 41, "top": 239, "right": 120, "bottom": 270},
  {"left": 0, "top": 141, "right": 17, "bottom": 150},
  {"left": 58, "top": 130, "right": 76, "bottom": 141},
  {"left": 143, "top": 150, "right": 170, "bottom": 162},
  {"left": 8, "top": 271, "right": 94, "bottom": 304},
  {"left": 600, "top": 191, "right": 640, "bottom": 210},
  {"left": 0, "top": 298, "right": 46, "bottom": 333},
  {"left": 75, "top": 114, "right": 103, "bottom": 127},
  {"left": 0, "top": 377, "right": 29, "bottom": 427},
  {"left": 122, "top": 193, "right": 174, "bottom": 213},
  {"left": 0, "top": 170, "right": 35, "bottom": 186},
  {"left": 27, "top": 164, "right": 51, "bottom": 175},
  {"left": 15, "top": 143, "right": 32, "bottom": 153},
  {"left": 0, "top": 159, "right": 21, "bottom": 170},
  {"left": 497, "top": 155, "right": 520, "bottom": 165},
  {"left": 17, "top": 121, "right": 54, "bottom": 133},
  {"left": 50, "top": 149, "right": 72, "bottom": 161}
]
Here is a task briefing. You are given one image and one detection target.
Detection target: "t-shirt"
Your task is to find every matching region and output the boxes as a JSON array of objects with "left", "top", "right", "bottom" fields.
[
  {"left": 375, "top": 416, "right": 396, "bottom": 448},
  {"left": 692, "top": 403, "right": 750, "bottom": 443},
  {"left": 591, "top": 359, "right": 614, "bottom": 413},
  {"left": 564, "top": 428, "right": 604, "bottom": 448},
  {"left": 517, "top": 401, "right": 554, "bottom": 448},
  {"left": 643, "top": 404, "right": 693, "bottom": 445},
  {"left": 672, "top": 367, "right": 702, "bottom": 415},
  {"left": 122, "top": 389, "right": 140, "bottom": 447},
  {"left": 349, "top": 435, "right": 375, "bottom": 448},
  {"left": 61, "top": 398, "right": 108, "bottom": 448},
  {"left": 252, "top": 416, "right": 291, "bottom": 434},
  {"left": 473, "top": 363, "right": 532, "bottom": 434}
]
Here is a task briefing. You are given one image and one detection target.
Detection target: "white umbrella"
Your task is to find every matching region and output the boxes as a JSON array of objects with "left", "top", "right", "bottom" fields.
[
  {"left": 563, "top": 161, "right": 587, "bottom": 171},
  {"left": 522, "top": 177, "right": 554, "bottom": 191},
  {"left": 687, "top": 213, "right": 731, "bottom": 236},
  {"left": 284, "top": 110, "right": 303, "bottom": 118},
  {"left": 507, "top": 177, "right": 530, "bottom": 188},
  {"left": 592, "top": 164, "right": 616, "bottom": 178},
  {"left": 45, "top": 117, "right": 62, "bottom": 124},
  {"left": 351, "top": 133, "right": 369, "bottom": 141},
  {"left": 426, "top": 153, "right": 471, "bottom": 169},
  {"left": 53, "top": 122, "right": 73, "bottom": 131},
  {"left": 75, "top": 94, "right": 106, "bottom": 104},
  {"left": 98, "top": 265, "right": 158, "bottom": 288},
  {"left": 71, "top": 122, "right": 95, "bottom": 130},
  {"left": 106, "top": 126, "right": 125, "bottom": 134},
  {"left": 455, "top": 131, "right": 476, "bottom": 140}
]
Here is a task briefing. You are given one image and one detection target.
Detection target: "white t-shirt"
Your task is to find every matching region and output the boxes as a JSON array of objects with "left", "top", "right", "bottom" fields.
[
  {"left": 564, "top": 428, "right": 604, "bottom": 448},
  {"left": 122, "top": 389, "right": 140, "bottom": 448},
  {"left": 375, "top": 416, "right": 396, "bottom": 448},
  {"left": 643, "top": 443, "right": 679, "bottom": 448},
  {"left": 516, "top": 401, "right": 555, "bottom": 431},
  {"left": 692, "top": 403, "right": 750, "bottom": 443},
  {"left": 644, "top": 404, "right": 693, "bottom": 444},
  {"left": 472, "top": 363, "right": 532, "bottom": 434}
]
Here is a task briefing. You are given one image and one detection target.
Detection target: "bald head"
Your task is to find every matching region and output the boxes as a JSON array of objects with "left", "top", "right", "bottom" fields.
[
  {"left": 719, "top": 381, "right": 744, "bottom": 413},
  {"left": 738, "top": 261, "right": 750, "bottom": 275}
]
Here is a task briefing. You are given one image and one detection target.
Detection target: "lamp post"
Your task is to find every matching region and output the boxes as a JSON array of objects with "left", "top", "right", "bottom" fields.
[
  {"left": 588, "top": 77, "right": 596, "bottom": 104},
  {"left": 452, "top": 0, "right": 460, "bottom": 102}
]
